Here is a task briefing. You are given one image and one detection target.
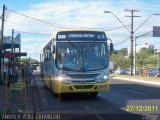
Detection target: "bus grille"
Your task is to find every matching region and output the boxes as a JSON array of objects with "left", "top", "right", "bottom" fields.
[
  {"left": 71, "top": 80, "right": 95, "bottom": 84},
  {"left": 74, "top": 85, "right": 93, "bottom": 89},
  {"left": 66, "top": 74, "right": 99, "bottom": 78}
]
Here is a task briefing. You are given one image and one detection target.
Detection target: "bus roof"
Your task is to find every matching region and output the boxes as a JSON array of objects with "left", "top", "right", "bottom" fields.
[
  {"left": 41, "top": 29, "right": 106, "bottom": 50},
  {"left": 57, "top": 29, "right": 104, "bottom": 32}
]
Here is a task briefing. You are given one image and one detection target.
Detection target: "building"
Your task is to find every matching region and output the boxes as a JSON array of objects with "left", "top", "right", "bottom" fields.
[
  {"left": 154, "top": 48, "right": 160, "bottom": 57},
  {"left": 128, "top": 43, "right": 154, "bottom": 55}
]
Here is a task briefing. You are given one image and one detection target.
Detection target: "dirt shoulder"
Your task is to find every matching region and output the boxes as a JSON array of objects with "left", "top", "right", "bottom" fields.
[{"left": 110, "top": 74, "right": 160, "bottom": 82}]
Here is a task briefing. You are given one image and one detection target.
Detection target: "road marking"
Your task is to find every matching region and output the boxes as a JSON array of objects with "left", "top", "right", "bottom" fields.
[
  {"left": 84, "top": 105, "right": 90, "bottom": 110},
  {"left": 35, "top": 79, "right": 48, "bottom": 108},
  {"left": 95, "top": 114, "right": 104, "bottom": 120},
  {"left": 39, "top": 110, "right": 109, "bottom": 114},
  {"left": 38, "top": 82, "right": 44, "bottom": 86},
  {"left": 127, "top": 89, "right": 147, "bottom": 95},
  {"left": 84, "top": 104, "right": 105, "bottom": 120},
  {"left": 48, "top": 105, "right": 84, "bottom": 109}
]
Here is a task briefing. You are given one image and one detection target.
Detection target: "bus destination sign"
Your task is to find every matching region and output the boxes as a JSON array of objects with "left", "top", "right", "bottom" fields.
[
  {"left": 56, "top": 31, "right": 106, "bottom": 41},
  {"left": 68, "top": 33, "right": 94, "bottom": 38}
]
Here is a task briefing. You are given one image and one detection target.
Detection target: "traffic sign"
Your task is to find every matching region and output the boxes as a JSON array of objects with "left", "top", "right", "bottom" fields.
[
  {"left": 4, "top": 61, "right": 20, "bottom": 66},
  {"left": 3, "top": 52, "right": 27, "bottom": 58},
  {"left": 3, "top": 53, "right": 14, "bottom": 58},
  {"left": 10, "top": 82, "right": 25, "bottom": 90},
  {"left": 153, "top": 26, "right": 160, "bottom": 37},
  {"left": 15, "top": 52, "right": 27, "bottom": 57}
]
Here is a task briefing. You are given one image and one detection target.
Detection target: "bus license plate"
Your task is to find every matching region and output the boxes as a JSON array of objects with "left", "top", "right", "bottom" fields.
[{"left": 97, "top": 85, "right": 107, "bottom": 90}]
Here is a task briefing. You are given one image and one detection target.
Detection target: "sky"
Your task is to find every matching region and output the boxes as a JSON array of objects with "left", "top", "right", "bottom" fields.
[{"left": 0, "top": 0, "right": 160, "bottom": 61}]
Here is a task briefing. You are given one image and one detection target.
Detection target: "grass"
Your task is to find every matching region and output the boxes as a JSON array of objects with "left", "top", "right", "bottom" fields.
[{"left": 110, "top": 74, "right": 160, "bottom": 82}]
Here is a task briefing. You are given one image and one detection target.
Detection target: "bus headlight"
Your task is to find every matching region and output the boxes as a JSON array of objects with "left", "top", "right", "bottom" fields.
[
  {"left": 57, "top": 76, "right": 65, "bottom": 81},
  {"left": 96, "top": 75, "right": 109, "bottom": 83},
  {"left": 57, "top": 76, "right": 71, "bottom": 84}
]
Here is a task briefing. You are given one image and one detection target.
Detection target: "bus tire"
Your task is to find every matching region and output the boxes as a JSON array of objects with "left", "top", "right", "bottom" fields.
[
  {"left": 41, "top": 74, "right": 47, "bottom": 89},
  {"left": 90, "top": 92, "right": 98, "bottom": 97},
  {"left": 49, "top": 76, "right": 53, "bottom": 90},
  {"left": 49, "top": 76, "right": 58, "bottom": 97},
  {"left": 53, "top": 92, "right": 59, "bottom": 97},
  {"left": 44, "top": 82, "right": 48, "bottom": 89},
  {"left": 41, "top": 73, "right": 44, "bottom": 81}
]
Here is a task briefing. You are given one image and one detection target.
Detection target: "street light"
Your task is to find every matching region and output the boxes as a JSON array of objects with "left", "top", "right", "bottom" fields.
[
  {"left": 104, "top": 10, "right": 134, "bottom": 75},
  {"left": 134, "top": 13, "right": 160, "bottom": 33},
  {"left": 104, "top": 10, "right": 160, "bottom": 75},
  {"left": 133, "top": 13, "right": 160, "bottom": 75},
  {"left": 104, "top": 11, "right": 130, "bottom": 32}
]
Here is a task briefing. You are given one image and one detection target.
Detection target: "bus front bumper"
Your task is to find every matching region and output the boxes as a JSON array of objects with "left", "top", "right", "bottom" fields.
[{"left": 53, "top": 81, "right": 110, "bottom": 93}]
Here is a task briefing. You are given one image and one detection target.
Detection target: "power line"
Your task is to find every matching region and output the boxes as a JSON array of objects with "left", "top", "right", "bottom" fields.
[
  {"left": 115, "top": 30, "right": 156, "bottom": 47},
  {"left": 7, "top": 8, "right": 75, "bottom": 29},
  {"left": 135, "top": 31, "right": 153, "bottom": 38},
  {"left": 114, "top": 38, "right": 130, "bottom": 46},
  {"left": 15, "top": 26, "right": 130, "bottom": 35},
  {"left": 77, "top": 24, "right": 131, "bottom": 31},
  {"left": 7, "top": 8, "right": 131, "bottom": 31},
  {"left": 104, "top": 24, "right": 131, "bottom": 31},
  {"left": 14, "top": 30, "right": 52, "bottom": 36}
]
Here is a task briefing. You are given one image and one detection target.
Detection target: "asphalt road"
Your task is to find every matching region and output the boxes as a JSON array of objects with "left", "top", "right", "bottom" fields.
[
  {"left": 107, "top": 78, "right": 160, "bottom": 114},
  {"left": 32, "top": 71, "right": 160, "bottom": 120}
]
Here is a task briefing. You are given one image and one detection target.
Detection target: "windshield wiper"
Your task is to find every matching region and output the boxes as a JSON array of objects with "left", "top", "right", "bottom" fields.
[
  {"left": 86, "top": 39, "right": 97, "bottom": 52},
  {"left": 79, "top": 65, "right": 88, "bottom": 72},
  {"left": 68, "top": 40, "right": 79, "bottom": 51}
]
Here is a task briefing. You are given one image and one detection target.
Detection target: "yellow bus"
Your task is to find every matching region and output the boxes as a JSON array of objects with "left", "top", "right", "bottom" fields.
[{"left": 40, "top": 30, "right": 113, "bottom": 97}]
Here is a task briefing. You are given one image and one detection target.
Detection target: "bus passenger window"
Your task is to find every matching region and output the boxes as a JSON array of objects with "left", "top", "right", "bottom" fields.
[{"left": 57, "top": 52, "right": 63, "bottom": 67}]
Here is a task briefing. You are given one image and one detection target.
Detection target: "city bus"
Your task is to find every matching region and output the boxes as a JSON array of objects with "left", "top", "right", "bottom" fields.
[{"left": 40, "top": 30, "right": 113, "bottom": 97}]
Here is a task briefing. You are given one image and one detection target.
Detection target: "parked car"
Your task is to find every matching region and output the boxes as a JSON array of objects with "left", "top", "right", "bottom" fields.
[
  {"left": 127, "top": 69, "right": 140, "bottom": 75},
  {"left": 144, "top": 68, "right": 160, "bottom": 77},
  {"left": 114, "top": 68, "right": 126, "bottom": 74}
]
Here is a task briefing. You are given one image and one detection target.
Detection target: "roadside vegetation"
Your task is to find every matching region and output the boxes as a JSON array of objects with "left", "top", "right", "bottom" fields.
[
  {"left": 19, "top": 58, "right": 39, "bottom": 65},
  {"left": 110, "top": 47, "right": 159, "bottom": 75}
]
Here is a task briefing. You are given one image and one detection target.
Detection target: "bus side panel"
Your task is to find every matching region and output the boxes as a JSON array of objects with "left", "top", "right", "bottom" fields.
[
  {"left": 44, "top": 62, "right": 51, "bottom": 89},
  {"left": 50, "top": 55, "right": 56, "bottom": 92}
]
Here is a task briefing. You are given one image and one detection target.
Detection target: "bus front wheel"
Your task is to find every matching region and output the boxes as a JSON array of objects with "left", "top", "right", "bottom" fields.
[
  {"left": 53, "top": 92, "right": 60, "bottom": 97},
  {"left": 90, "top": 92, "right": 98, "bottom": 97}
]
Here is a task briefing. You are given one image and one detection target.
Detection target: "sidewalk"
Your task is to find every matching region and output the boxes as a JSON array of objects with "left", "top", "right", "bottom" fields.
[
  {"left": 111, "top": 74, "right": 160, "bottom": 86},
  {"left": 0, "top": 74, "right": 35, "bottom": 114},
  {"left": 0, "top": 84, "right": 6, "bottom": 114}
]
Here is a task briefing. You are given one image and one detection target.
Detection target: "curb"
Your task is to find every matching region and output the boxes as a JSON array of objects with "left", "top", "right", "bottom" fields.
[{"left": 112, "top": 77, "right": 160, "bottom": 86}]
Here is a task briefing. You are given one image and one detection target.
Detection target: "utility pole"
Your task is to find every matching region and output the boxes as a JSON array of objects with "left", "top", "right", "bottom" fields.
[
  {"left": 105, "top": 10, "right": 159, "bottom": 76},
  {"left": 11, "top": 29, "right": 14, "bottom": 54},
  {"left": 157, "top": 50, "right": 160, "bottom": 67},
  {"left": 125, "top": 9, "right": 140, "bottom": 76},
  {"left": 0, "top": 5, "right": 6, "bottom": 84},
  {"left": 11, "top": 29, "right": 14, "bottom": 83}
]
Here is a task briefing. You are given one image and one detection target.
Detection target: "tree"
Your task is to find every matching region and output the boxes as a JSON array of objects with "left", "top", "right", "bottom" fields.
[
  {"left": 19, "top": 58, "right": 39, "bottom": 65},
  {"left": 111, "top": 47, "right": 158, "bottom": 74},
  {"left": 110, "top": 51, "right": 130, "bottom": 69},
  {"left": 136, "top": 48, "right": 153, "bottom": 70},
  {"left": 118, "top": 48, "right": 128, "bottom": 56},
  {"left": 147, "top": 55, "right": 157, "bottom": 68}
]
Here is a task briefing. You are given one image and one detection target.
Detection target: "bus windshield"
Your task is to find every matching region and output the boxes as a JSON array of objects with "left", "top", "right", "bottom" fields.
[{"left": 56, "top": 42, "right": 108, "bottom": 71}]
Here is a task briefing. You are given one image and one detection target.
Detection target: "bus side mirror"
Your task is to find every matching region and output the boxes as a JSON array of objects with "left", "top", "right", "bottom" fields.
[
  {"left": 52, "top": 45, "right": 55, "bottom": 53},
  {"left": 59, "top": 64, "right": 63, "bottom": 69},
  {"left": 110, "top": 43, "right": 114, "bottom": 51}
]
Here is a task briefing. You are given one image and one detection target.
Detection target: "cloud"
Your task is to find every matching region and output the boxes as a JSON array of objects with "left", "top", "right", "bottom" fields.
[{"left": 3, "top": 0, "right": 160, "bottom": 60}]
